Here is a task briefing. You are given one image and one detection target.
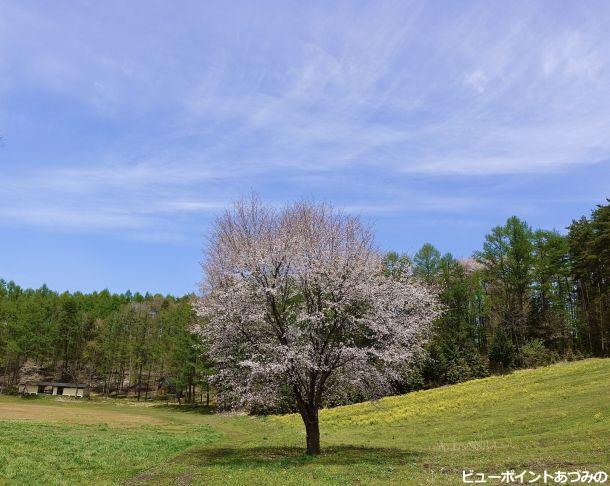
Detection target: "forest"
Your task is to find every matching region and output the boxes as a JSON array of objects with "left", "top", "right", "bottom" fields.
[{"left": 0, "top": 199, "right": 608, "bottom": 403}]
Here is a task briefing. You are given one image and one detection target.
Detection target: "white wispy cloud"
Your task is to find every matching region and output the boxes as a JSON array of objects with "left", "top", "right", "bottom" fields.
[{"left": 1, "top": 1, "right": 609, "bottom": 237}]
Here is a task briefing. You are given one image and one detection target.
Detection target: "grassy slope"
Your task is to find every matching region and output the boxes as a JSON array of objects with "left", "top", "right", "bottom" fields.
[{"left": 0, "top": 359, "right": 608, "bottom": 485}]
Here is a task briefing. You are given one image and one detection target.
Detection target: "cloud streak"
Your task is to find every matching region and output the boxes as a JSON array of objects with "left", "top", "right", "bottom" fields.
[{"left": 1, "top": 1, "right": 609, "bottom": 238}]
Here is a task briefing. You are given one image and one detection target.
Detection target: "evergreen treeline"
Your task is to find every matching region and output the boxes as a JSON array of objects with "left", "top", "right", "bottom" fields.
[
  {"left": 0, "top": 200, "right": 608, "bottom": 398},
  {"left": 388, "top": 199, "right": 609, "bottom": 388},
  {"left": 0, "top": 288, "right": 210, "bottom": 402}
]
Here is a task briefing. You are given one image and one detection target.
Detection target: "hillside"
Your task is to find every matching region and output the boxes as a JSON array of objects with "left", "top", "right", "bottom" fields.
[
  {"left": 0, "top": 359, "right": 608, "bottom": 485},
  {"left": 267, "top": 358, "right": 610, "bottom": 484}
]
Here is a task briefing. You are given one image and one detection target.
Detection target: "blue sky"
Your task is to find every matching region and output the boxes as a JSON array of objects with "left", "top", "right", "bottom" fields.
[{"left": 1, "top": 1, "right": 609, "bottom": 295}]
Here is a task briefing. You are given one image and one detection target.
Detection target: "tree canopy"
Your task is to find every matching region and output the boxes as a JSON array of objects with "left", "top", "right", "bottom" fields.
[{"left": 195, "top": 198, "right": 440, "bottom": 454}]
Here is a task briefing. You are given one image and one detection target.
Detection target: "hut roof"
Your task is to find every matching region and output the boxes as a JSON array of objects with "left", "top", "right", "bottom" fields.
[{"left": 35, "top": 382, "right": 89, "bottom": 388}]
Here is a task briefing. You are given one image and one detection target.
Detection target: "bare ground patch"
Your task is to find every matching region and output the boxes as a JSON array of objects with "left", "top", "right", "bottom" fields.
[{"left": 0, "top": 401, "right": 163, "bottom": 427}]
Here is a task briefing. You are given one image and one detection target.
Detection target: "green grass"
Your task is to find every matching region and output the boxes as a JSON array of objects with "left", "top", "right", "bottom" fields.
[
  {"left": 0, "top": 422, "right": 218, "bottom": 484},
  {"left": 0, "top": 359, "right": 608, "bottom": 485}
]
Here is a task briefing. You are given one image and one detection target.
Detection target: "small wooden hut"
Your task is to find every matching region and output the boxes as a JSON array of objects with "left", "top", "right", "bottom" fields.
[{"left": 20, "top": 381, "right": 90, "bottom": 398}]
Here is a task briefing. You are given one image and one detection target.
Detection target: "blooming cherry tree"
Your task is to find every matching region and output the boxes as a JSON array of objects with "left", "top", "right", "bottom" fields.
[{"left": 195, "top": 197, "right": 441, "bottom": 455}]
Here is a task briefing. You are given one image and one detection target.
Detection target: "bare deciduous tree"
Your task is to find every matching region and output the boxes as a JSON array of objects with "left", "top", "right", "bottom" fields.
[{"left": 195, "top": 197, "right": 441, "bottom": 455}]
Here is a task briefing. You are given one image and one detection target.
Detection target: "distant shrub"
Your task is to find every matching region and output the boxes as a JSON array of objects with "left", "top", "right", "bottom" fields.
[
  {"left": 20, "top": 393, "right": 41, "bottom": 400},
  {"left": 1, "top": 385, "right": 19, "bottom": 396},
  {"left": 520, "top": 339, "right": 559, "bottom": 368},
  {"left": 446, "top": 357, "right": 471, "bottom": 384},
  {"left": 489, "top": 328, "right": 516, "bottom": 372},
  {"left": 563, "top": 348, "right": 586, "bottom": 362},
  {"left": 445, "top": 351, "right": 490, "bottom": 384},
  {"left": 402, "top": 367, "right": 425, "bottom": 391},
  {"left": 468, "top": 352, "right": 490, "bottom": 379}
]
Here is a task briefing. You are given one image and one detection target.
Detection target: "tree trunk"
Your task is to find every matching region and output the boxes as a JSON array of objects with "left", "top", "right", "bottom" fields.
[
  {"left": 137, "top": 362, "right": 143, "bottom": 401},
  {"left": 300, "top": 405, "right": 321, "bottom": 455},
  {"left": 144, "top": 366, "right": 152, "bottom": 400}
]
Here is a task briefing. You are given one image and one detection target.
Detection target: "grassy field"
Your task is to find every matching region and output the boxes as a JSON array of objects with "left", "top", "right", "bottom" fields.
[{"left": 0, "top": 359, "right": 608, "bottom": 485}]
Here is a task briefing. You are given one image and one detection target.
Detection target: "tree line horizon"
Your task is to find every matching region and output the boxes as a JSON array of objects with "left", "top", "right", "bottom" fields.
[{"left": 1, "top": 198, "right": 608, "bottom": 402}]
